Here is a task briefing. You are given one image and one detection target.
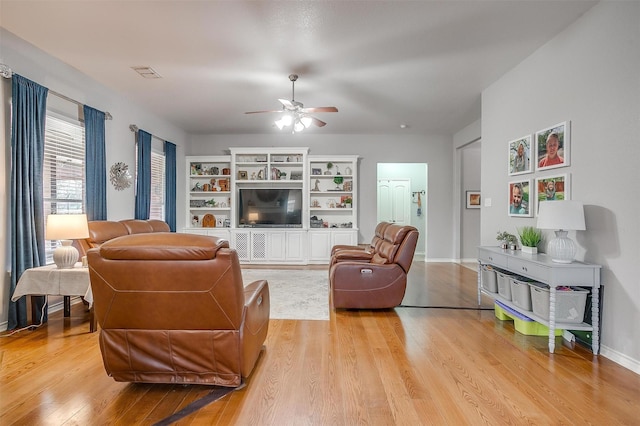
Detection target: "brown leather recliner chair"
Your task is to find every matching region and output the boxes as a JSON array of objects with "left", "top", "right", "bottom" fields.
[
  {"left": 87, "top": 232, "right": 269, "bottom": 387},
  {"left": 329, "top": 224, "right": 418, "bottom": 309}
]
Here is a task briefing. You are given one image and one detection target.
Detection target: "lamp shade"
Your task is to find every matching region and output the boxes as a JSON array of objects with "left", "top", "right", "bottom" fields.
[
  {"left": 46, "top": 214, "right": 90, "bottom": 240},
  {"left": 536, "top": 201, "right": 585, "bottom": 231}
]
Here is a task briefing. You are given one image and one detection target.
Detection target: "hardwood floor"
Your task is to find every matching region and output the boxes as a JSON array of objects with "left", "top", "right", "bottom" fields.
[{"left": 1, "top": 262, "right": 638, "bottom": 425}]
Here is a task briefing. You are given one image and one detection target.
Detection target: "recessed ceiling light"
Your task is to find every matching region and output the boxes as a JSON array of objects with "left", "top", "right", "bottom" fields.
[
  {"left": 131, "top": 66, "right": 162, "bottom": 79},
  {"left": 400, "top": 124, "right": 409, "bottom": 129}
]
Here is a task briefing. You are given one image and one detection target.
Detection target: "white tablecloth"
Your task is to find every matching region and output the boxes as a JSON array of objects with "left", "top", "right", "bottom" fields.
[{"left": 12, "top": 263, "right": 92, "bottom": 307}]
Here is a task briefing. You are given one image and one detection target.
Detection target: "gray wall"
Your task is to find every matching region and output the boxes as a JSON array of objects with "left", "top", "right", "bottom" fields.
[
  {"left": 0, "top": 29, "right": 188, "bottom": 329},
  {"left": 188, "top": 133, "right": 454, "bottom": 260},
  {"left": 460, "top": 142, "right": 481, "bottom": 260},
  {"left": 481, "top": 3, "right": 640, "bottom": 371}
]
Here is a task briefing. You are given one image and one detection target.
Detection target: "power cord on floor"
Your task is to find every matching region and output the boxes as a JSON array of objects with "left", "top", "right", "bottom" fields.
[
  {"left": 1, "top": 300, "right": 48, "bottom": 337},
  {"left": 398, "top": 304, "right": 494, "bottom": 310}
]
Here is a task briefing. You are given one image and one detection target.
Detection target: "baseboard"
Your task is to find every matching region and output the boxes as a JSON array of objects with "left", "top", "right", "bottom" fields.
[
  {"left": 600, "top": 345, "right": 640, "bottom": 376},
  {"left": 426, "top": 258, "right": 457, "bottom": 263},
  {"left": 0, "top": 297, "right": 82, "bottom": 332}
]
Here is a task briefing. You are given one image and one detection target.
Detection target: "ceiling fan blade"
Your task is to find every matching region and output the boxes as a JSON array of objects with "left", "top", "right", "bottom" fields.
[
  {"left": 278, "top": 98, "right": 294, "bottom": 108},
  {"left": 244, "top": 110, "right": 283, "bottom": 114},
  {"left": 311, "top": 117, "right": 327, "bottom": 127},
  {"left": 301, "top": 106, "right": 338, "bottom": 113}
]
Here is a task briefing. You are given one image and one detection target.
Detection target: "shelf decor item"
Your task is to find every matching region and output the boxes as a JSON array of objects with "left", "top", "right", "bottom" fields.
[
  {"left": 496, "top": 231, "right": 517, "bottom": 250},
  {"left": 517, "top": 226, "right": 542, "bottom": 254},
  {"left": 536, "top": 200, "right": 585, "bottom": 263}
]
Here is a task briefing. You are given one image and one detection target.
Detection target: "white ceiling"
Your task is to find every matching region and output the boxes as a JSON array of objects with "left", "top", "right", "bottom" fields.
[{"left": 0, "top": 1, "right": 597, "bottom": 135}]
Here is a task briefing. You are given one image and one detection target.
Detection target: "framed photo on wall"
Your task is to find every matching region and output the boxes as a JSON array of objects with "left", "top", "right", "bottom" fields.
[
  {"left": 466, "top": 190, "right": 481, "bottom": 209},
  {"left": 508, "top": 134, "right": 532, "bottom": 175},
  {"left": 536, "top": 174, "right": 570, "bottom": 212},
  {"left": 508, "top": 180, "right": 532, "bottom": 217},
  {"left": 536, "top": 121, "right": 570, "bottom": 171}
]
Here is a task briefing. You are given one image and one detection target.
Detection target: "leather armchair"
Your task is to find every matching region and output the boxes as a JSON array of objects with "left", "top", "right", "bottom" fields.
[
  {"left": 329, "top": 224, "right": 418, "bottom": 309},
  {"left": 87, "top": 232, "right": 269, "bottom": 387}
]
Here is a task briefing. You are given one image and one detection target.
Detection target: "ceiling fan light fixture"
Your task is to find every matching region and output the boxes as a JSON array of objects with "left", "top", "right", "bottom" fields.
[
  {"left": 294, "top": 120, "right": 305, "bottom": 132},
  {"left": 300, "top": 116, "right": 313, "bottom": 128},
  {"left": 281, "top": 114, "right": 293, "bottom": 126},
  {"left": 274, "top": 118, "right": 285, "bottom": 130}
]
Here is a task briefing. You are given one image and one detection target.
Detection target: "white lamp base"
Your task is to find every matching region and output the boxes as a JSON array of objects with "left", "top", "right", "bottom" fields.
[
  {"left": 548, "top": 230, "right": 576, "bottom": 263},
  {"left": 53, "top": 240, "right": 79, "bottom": 269}
]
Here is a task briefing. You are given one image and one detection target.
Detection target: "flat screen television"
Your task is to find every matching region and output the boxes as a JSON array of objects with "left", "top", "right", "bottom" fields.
[{"left": 237, "top": 188, "right": 303, "bottom": 227}]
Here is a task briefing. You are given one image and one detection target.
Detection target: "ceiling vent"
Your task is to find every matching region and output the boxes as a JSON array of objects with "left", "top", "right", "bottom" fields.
[{"left": 131, "top": 66, "right": 162, "bottom": 79}]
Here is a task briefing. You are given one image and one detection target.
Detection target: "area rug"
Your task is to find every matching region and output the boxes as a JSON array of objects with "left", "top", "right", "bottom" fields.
[{"left": 241, "top": 269, "right": 329, "bottom": 321}]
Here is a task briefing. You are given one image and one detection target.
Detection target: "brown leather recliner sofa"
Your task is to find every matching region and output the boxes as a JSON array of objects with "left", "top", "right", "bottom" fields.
[
  {"left": 87, "top": 232, "right": 269, "bottom": 387},
  {"left": 329, "top": 221, "right": 392, "bottom": 267},
  {"left": 329, "top": 223, "right": 419, "bottom": 309},
  {"left": 74, "top": 219, "right": 171, "bottom": 258}
]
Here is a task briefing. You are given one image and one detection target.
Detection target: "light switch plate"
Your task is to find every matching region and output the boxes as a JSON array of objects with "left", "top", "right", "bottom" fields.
[{"left": 484, "top": 197, "right": 492, "bottom": 207}]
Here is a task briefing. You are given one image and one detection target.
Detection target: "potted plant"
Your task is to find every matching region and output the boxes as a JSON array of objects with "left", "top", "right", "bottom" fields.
[
  {"left": 344, "top": 196, "right": 352, "bottom": 208},
  {"left": 496, "top": 231, "right": 517, "bottom": 250},
  {"left": 518, "top": 226, "right": 543, "bottom": 254}
]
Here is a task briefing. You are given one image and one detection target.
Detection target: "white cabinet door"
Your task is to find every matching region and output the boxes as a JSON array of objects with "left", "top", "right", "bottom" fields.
[
  {"left": 285, "top": 231, "right": 306, "bottom": 261},
  {"left": 332, "top": 230, "right": 357, "bottom": 247},
  {"left": 267, "top": 232, "right": 286, "bottom": 262},
  {"left": 308, "top": 231, "right": 332, "bottom": 261},
  {"left": 251, "top": 231, "right": 268, "bottom": 261},
  {"left": 232, "top": 230, "right": 250, "bottom": 261}
]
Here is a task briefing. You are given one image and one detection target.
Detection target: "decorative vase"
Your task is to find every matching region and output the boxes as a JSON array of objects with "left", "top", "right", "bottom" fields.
[{"left": 522, "top": 246, "right": 538, "bottom": 254}]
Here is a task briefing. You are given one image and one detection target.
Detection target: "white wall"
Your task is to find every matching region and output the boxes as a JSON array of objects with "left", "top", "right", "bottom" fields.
[
  {"left": 460, "top": 142, "right": 481, "bottom": 260},
  {"left": 481, "top": 3, "right": 640, "bottom": 372},
  {"left": 0, "top": 29, "right": 188, "bottom": 329},
  {"left": 188, "top": 133, "right": 454, "bottom": 260}
]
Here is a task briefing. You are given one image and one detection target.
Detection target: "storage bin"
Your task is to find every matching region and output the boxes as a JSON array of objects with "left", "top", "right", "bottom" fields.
[
  {"left": 496, "top": 271, "right": 513, "bottom": 300},
  {"left": 510, "top": 277, "right": 533, "bottom": 311},
  {"left": 530, "top": 283, "right": 589, "bottom": 324},
  {"left": 481, "top": 264, "right": 498, "bottom": 293},
  {"left": 494, "top": 301, "right": 562, "bottom": 336}
]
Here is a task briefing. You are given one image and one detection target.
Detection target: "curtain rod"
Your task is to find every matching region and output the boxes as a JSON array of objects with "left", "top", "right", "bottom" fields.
[
  {"left": 0, "top": 63, "right": 113, "bottom": 120},
  {"left": 129, "top": 124, "right": 166, "bottom": 144}
]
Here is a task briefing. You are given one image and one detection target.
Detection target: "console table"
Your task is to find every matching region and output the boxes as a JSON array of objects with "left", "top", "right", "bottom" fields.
[
  {"left": 12, "top": 264, "right": 95, "bottom": 332},
  {"left": 478, "top": 247, "right": 601, "bottom": 354}
]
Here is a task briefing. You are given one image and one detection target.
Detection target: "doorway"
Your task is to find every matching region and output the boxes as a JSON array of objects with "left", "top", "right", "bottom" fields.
[{"left": 376, "top": 163, "right": 427, "bottom": 259}]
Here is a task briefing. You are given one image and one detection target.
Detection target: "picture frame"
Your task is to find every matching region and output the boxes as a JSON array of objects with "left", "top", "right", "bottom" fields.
[
  {"left": 290, "top": 170, "right": 303, "bottom": 181},
  {"left": 536, "top": 174, "right": 570, "bottom": 212},
  {"left": 508, "top": 134, "right": 532, "bottom": 175},
  {"left": 311, "top": 168, "right": 322, "bottom": 175},
  {"left": 238, "top": 170, "right": 248, "bottom": 180},
  {"left": 535, "top": 121, "right": 570, "bottom": 171},
  {"left": 466, "top": 190, "right": 481, "bottom": 209},
  {"left": 508, "top": 179, "right": 532, "bottom": 217}
]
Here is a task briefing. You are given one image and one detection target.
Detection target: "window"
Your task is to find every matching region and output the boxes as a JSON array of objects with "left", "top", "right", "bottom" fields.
[
  {"left": 43, "top": 113, "right": 85, "bottom": 263},
  {"left": 150, "top": 149, "right": 166, "bottom": 220}
]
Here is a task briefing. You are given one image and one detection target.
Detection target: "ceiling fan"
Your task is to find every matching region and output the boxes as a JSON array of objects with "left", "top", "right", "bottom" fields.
[{"left": 245, "top": 74, "right": 338, "bottom": 132}]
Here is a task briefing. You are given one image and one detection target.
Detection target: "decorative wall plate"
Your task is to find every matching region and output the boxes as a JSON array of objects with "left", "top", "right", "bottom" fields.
[{"left": 110, "top": 162, "right": 132, "bottom": 191}]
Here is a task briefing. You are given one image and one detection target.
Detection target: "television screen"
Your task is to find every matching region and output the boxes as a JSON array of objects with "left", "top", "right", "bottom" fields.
[{"left": 238, "top": 188, "right": 303, "bottom": 227}]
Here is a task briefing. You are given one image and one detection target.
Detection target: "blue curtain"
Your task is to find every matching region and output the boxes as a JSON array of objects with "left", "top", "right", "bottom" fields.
[
  {"left": 164, "top": 141, "right": 177, "bottom": 231},
  {"left": 9, "top": 75, "right": 48, "bottom": 329},
  {"left": 134, "top": 129, "right": 152, "bottom": 220},
  {"left": 83, "top": 105, "right": 107, "bottom": 220}
]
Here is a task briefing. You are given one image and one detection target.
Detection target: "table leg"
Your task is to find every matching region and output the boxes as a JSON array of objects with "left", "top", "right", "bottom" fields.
[
  {"left": 89, "top": 306, "right": 97, "bottom": 333},
  {"left": 477, "top": 262, "right": 482, "bottom": 305},
  {"left": 592, "top": 286, "right": 600, "bottom": 355},
  {"left": 548, "top": 287, "right": 557, "bottom": 353},
  {"left": 64, "top": 296, "right": 71, "bottom": 317}
]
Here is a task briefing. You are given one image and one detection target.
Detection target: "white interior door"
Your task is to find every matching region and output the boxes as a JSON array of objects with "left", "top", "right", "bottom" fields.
[{"left": 377, "top": 179, "right": 411, "bottom": 225}]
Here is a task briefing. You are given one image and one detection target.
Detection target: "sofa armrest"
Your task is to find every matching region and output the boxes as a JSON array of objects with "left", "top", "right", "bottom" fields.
[
  {"left": 330, "top": 244, "right": 365, "bottom": 256},
  {"left": 241, "top": 280, "right": 270, "bottom": 377}
]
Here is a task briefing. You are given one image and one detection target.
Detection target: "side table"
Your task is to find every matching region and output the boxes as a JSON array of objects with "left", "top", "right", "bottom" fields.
[{"left": 11, "top": 263, "right": 95, "bottom": 332}]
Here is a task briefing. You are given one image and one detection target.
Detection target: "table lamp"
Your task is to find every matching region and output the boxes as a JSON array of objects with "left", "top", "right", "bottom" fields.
[
  {"left": 536, "top": 201, "right": 585, "bottom": 263},
  {"left": 46, "top": 214, "right": 90, "bottom": 269}
]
